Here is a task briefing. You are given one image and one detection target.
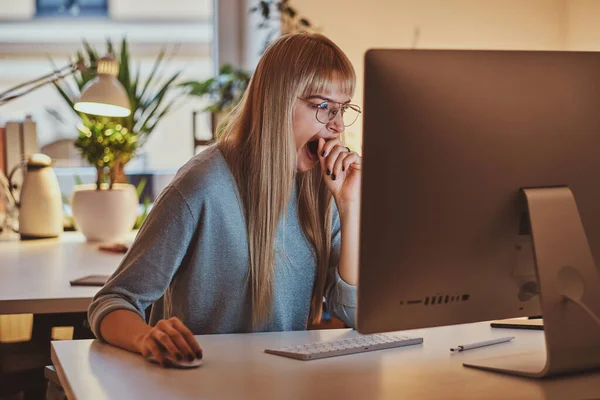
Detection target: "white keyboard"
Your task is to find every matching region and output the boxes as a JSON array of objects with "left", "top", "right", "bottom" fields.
[{"left": 264, "top": 333, "right": 423, "bottom": 361}]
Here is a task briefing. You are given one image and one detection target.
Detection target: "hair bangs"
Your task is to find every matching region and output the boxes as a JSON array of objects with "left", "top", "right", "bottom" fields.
[{"left": 301, "top": 41, "right": 355, "bottom": 100}]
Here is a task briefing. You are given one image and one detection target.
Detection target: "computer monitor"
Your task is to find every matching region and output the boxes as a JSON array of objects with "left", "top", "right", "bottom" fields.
[{"left": 357, "top": 49, "right": 600, "bottom": 378}]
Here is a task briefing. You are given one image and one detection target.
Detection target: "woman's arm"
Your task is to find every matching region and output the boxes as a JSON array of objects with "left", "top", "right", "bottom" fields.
[
  {"left": 323, "top": 206, "right": 358, "bottom": 328},
  {"left": 100, "top": 309, "right": 152, "bottom": 353},
  {"left": 100, "top": 310, "right": 202, "bottom": 366},
  {"left": 88, "top": 185, "right": 202, "bottom": 365},
  {"left": 319, "top": 138, "right": 362, "bottom": 327},
  {"left": 318, "top": 137, "right": 362, "bottom": 285}
]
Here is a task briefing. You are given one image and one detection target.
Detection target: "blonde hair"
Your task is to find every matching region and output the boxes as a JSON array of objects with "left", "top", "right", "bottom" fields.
[{"left": 217, "top": 33, "right": 356, "bottom": 328}]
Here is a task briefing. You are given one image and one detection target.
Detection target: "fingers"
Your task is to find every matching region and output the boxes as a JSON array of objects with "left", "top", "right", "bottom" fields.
[
  {"left": 320, "top": 139, "right": 345, "bottom": 158},
  {"left": 160, "top": 323, "right": 195, "bottom": 362},
  {"left": 318, "top": 138, "right": 328, "bottom": 175},
  {"left": 342, "top": 152, "right": 361, "bottom": 172},
  {"left": 332, "top": 152, "right": 362, "bottom": 179},
  {"left": 145, "top": 336, "right": 167, "bottom": 366},
  {"left": 151, "top": 327, "right": 181, "bottom": 362},
  {"left": 322, "top": 142, "right": 351, "bottom": 180},
  {"left": 318, "top": 138, "right": 361, "bottom": 184},
  {"left": 169, "top": 317, "right": 203, "bottom": 359},
  {"left": 141, "top": 318, "right": 202, "bottom": 368},
  {"left": 329, "top": 148, "right": 348, "bottom": 180}
]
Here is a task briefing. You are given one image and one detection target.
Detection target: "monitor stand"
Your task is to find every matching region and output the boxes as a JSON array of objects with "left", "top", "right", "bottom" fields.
[{"left": 464, "top": 186, "right": 600, "bottom": 378}]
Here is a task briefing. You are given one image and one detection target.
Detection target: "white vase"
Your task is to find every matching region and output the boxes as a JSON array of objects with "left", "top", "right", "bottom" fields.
[{"left": 71, "top": 183, "right": 138, "bottom": 242}]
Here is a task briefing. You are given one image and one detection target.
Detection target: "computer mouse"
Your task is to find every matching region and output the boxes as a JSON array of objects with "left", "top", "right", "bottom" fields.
[{"left": 146, "top": 354, "right": 203, "bottom": 369}]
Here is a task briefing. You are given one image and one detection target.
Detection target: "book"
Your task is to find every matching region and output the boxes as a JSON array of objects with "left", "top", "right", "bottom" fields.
[{"left": 4, "top": 121, "right": 21, "bottom": 179}]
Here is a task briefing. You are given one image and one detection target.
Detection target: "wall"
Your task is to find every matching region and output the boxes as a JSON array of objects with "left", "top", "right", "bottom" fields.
[
  {"left": 565, "top": 0, "right": 600, "bottom": 50},
  {"left": 299, "top": 0, "right": 568, "bottom": 149}
]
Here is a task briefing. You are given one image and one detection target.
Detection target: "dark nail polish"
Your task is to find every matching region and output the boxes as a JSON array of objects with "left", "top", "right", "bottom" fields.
[
  {"left": 176, "top": 353, "right": 183, "bottom": 361},
  {"left": 321, "top": 151, "right": 326, "bottom": 157},
  {"left": 332, "top": 174, "right": 337, "bottom": 181},
  {"left": 188, "top": 354, "right": 195, "bottom": 362},
  {"left": 162, "top": 359, "right": 173, "bottom": 368},
  {"left": 196, "top": 351, "right": 203, "bottom": 359},
  {"left": 342, "top": 166, "right": 346, "bottom": 172},
  {"left": 326, "top": 168, "right": 331, "bottom": 176}
]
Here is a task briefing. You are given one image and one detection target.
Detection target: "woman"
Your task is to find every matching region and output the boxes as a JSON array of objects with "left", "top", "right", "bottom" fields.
[{"left": 88, "top": 33, "right": 363, "bottom": 367}]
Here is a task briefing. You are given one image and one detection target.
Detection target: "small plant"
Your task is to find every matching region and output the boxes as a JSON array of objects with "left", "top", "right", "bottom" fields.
[
  {"left": 179, "top": 64, "right": 251, "bottom": 114},
  {"left": 74, "top": 119, "right": 137, "bottom": 189},
  {"left": 179, "top": 64, "right": 251, "bottom": 137},
  {"left": 53, "top": 37, "right": 183, "bottom": 189}
]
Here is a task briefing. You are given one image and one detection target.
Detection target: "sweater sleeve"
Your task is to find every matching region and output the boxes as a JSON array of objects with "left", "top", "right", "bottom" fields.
[
  {"left": 87, "top": 186, "right": 198, "bottom": 342},
  {"left": 324, "top": 204, "right": 358, "bottom": 328}
]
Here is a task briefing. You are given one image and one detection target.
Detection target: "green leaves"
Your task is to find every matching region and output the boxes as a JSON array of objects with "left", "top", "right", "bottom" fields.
[
  {"left": 138, "top": 49, "right": 166, "bottom": 105},
  {"left": 118, "top": 37, "right": 132, "bottom": 109},
  {"left": 52, "top": 37, "right": 183, "bottom": 189},
  {"left": 179, "top": 78, "right": 214, "bottom": 96},
  {"left": 74, "top": 119, "right": 136, "bottom": 171},
  {"left": 179, "top": 64, "right": 250, "bottom": 114},
  {"left": 83, "top": 40, "right": 98, "bottom": 64},
  {"left": 134, "top": 177, "right": 147, "bottom": 198},
  {"left": 134, "top": 195, "right": 152, "bottom": 229}
]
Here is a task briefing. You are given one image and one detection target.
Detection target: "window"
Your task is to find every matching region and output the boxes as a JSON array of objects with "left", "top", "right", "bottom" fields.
[
  {"left": 36, "top": 0, "right": 108, "bottom": 18},
  {"left": 1, "top": 0, "right": 215, "bottom": 201}
]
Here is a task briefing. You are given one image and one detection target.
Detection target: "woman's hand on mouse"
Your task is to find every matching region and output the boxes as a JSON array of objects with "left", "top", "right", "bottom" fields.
[
  {"left": 135, "top": 316, "right": 202, "bottom": 367},
  {"left": 318, "top": 137, "right": 362, "bottom": 210}
]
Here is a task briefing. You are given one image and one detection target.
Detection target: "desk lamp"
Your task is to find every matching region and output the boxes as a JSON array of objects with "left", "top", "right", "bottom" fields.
[{"left": 0, "top": 55, "right": 131, "bottom": 117}]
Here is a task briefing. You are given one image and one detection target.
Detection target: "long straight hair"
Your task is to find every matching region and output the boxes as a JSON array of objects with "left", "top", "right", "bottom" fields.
[{"left": 217, "top": 33, "right": 356, "bottom": 328}]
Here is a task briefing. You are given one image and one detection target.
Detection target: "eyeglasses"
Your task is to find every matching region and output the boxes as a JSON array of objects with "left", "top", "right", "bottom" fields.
[{"left": 298, "top": 98, "right": 362, "bottom": 127}]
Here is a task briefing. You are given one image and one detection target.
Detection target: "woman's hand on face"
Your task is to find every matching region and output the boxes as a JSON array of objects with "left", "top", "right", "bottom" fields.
[
  {"left": 318, "top": 138, "right": 362, "bottom": 209},
  {"left": 135, "top": 316, "right": 203, "bottom": 367}
]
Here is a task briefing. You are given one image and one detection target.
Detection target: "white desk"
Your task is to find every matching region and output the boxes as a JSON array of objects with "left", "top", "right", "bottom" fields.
[
  {"left": 0, "top": 232, "right": 133, "bottom": 315},
  {"left": 51, "top": 322, "right": 600, "bottom": 400}
]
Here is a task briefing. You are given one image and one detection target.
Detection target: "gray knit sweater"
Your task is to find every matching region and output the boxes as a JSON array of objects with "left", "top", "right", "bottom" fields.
[{"left": 88, "top": 145, "right": 357, "bottom": 341}]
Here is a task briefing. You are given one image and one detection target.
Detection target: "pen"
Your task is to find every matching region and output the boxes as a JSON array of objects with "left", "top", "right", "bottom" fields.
[{"left": 450, "top": 336, "right": 514, "bottom": 352}]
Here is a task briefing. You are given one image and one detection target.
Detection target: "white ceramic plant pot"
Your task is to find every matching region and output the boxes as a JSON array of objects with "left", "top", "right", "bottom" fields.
[{"left": 71, "top": 183, "right": 138, "bottom": 242}]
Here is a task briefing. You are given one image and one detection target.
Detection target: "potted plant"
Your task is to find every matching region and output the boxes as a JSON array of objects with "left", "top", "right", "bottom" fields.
[
  {"left": 54, "top": 38, "right": 182, "bottom": 241},
  {"left": 179, "top": 64, "right": 251, "bottom": 137}
]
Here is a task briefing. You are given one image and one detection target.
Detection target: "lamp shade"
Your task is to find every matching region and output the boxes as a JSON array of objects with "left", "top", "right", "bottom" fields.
[{"left": 74, "top": 56, "right": 131, "bottom": 117}]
